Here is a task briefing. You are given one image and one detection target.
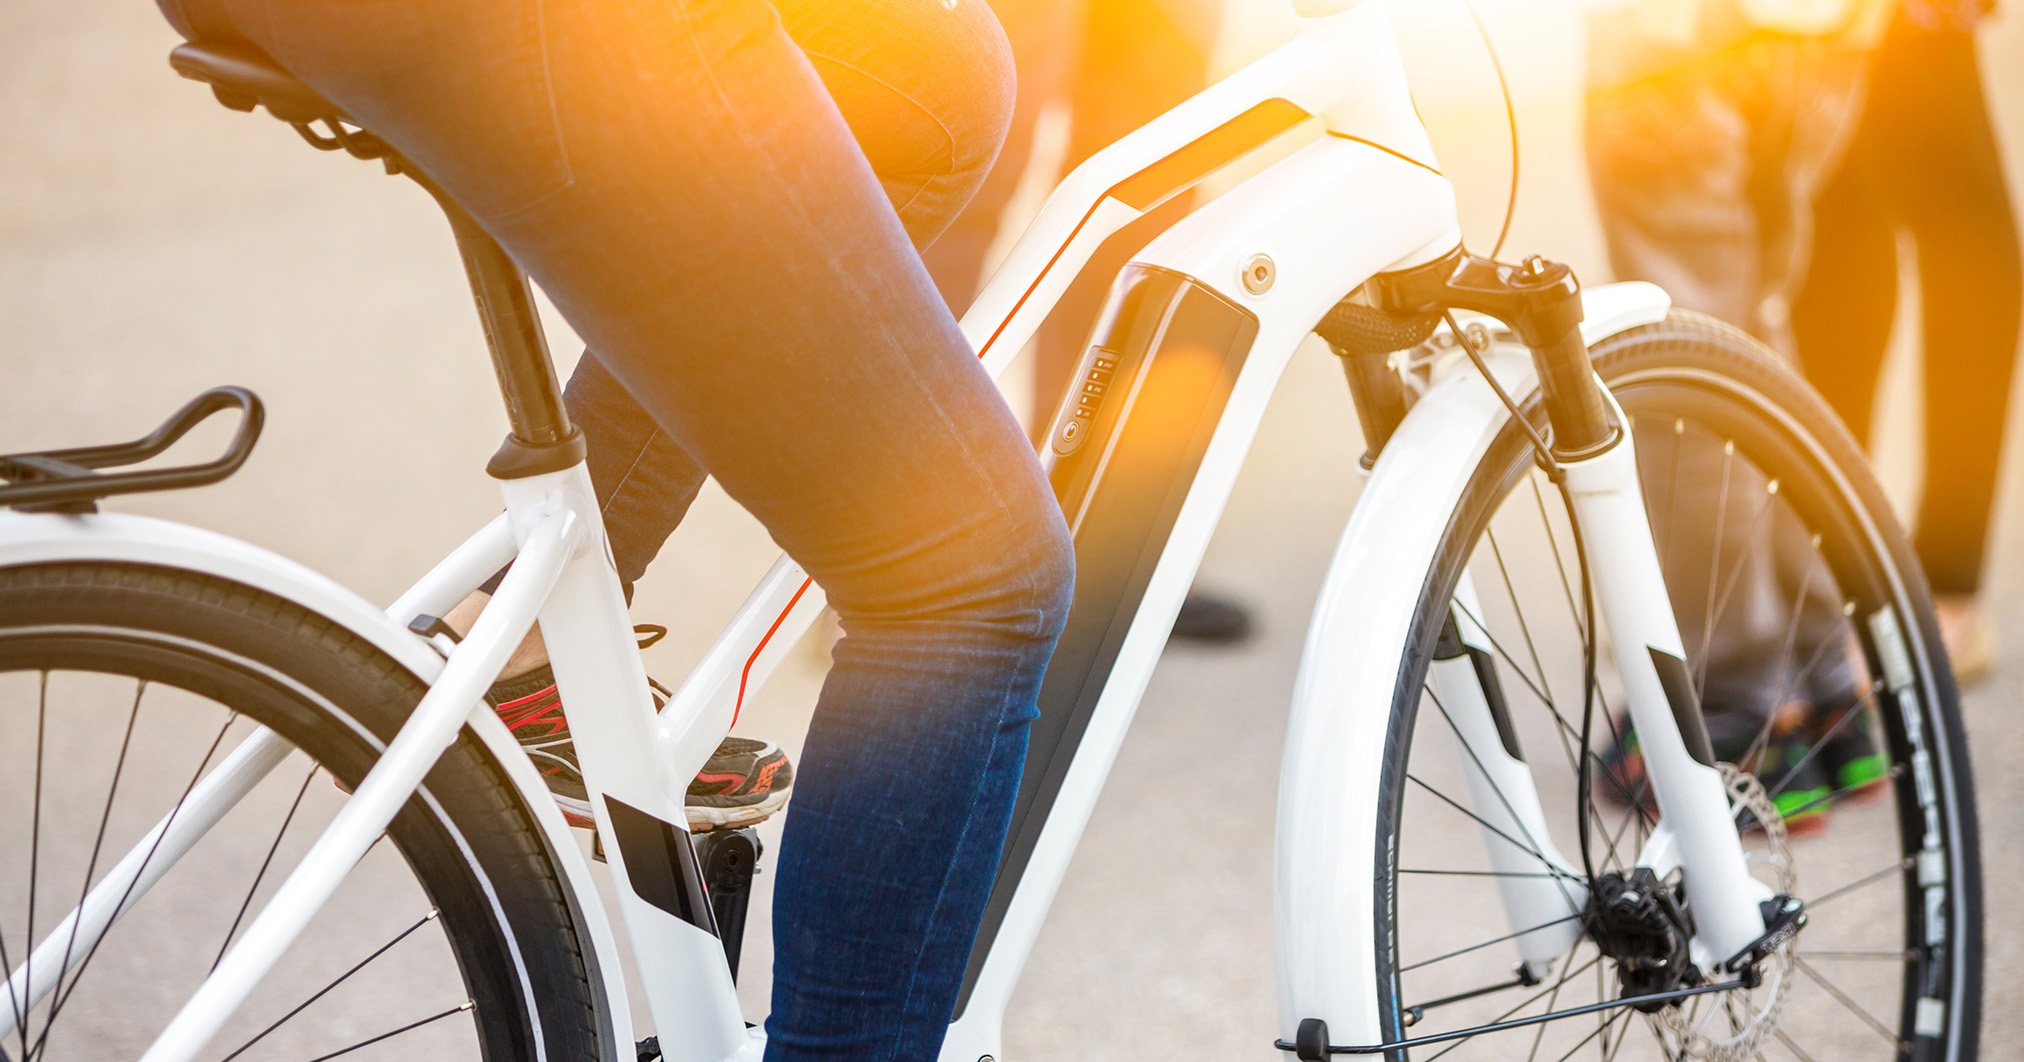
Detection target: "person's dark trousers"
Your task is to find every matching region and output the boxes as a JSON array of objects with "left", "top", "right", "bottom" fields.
[
  {"left": 1791, "top": 11, "right": 2023, "bottom": 596},
  {"left": 154, "top": 1, "right": 1075, "bottom": 1059},
  {"left": 1586, "top": 25, "right": 1863, "bottom": 740}
]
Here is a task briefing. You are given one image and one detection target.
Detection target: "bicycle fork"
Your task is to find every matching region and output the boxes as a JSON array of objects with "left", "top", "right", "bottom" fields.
[{"left": 1385, "top": 252, "right": 1772, "bottom": 971}]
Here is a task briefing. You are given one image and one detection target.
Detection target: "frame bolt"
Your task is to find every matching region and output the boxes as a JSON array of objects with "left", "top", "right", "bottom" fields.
[{"left": 1242, "top": 253, "right": 1276, "bottom": 295}]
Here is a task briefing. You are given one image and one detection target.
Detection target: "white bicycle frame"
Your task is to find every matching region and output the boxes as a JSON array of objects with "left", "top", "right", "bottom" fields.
[{"left": 0, "top": 1, "right": 1778, "bottom": 1059}]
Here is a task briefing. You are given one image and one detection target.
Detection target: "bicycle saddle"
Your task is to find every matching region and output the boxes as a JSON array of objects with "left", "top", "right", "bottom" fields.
[{"left": 169, "top": 40, "right": 348, "bottom": 126}]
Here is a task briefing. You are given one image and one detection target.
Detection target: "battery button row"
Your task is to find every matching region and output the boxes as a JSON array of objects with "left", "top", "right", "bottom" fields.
[{"left": 1053, "top": 349, "right": 1121, "bottom": 455}]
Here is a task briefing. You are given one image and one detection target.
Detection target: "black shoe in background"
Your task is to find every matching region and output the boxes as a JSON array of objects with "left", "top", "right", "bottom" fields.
[{"left": 1171, "top": 589, "right": 1253, "bottom": 645}]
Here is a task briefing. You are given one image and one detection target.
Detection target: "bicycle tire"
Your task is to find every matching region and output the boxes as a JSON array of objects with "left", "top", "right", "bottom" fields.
[
  {"left": 1371, "top": 311, "right": 1981, "bottom": 1060},
  {"left": 0, "top": 560, "right": 607, "bottom": 1061}
]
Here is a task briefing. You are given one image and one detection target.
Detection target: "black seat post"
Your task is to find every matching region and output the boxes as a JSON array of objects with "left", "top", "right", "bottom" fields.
[
  {"left": 431, "top": 190, "right": 586, "bottom": 479},
  {"left": 163, "top": 39, "right": 585, "bottom": 478}
]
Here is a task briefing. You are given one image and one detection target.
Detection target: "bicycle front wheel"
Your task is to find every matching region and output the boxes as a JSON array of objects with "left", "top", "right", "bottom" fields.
[
  {"left": 0, "top": 561, "right": 606, "bottom": 1061},
  {"left": 1372, "top": 311, "right": 1980, "bottom": 1060}
]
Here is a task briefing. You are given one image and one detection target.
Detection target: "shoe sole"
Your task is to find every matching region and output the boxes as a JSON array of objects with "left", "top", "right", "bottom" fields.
[
  {"left": 554, "top": 792, "right": 596, "bottom": 830},
  {"left": 550, "top": 790, "right": 791, "bottom": 832},
  {"left": 687, "top": 789, "right": 791, "bottom": 832}
]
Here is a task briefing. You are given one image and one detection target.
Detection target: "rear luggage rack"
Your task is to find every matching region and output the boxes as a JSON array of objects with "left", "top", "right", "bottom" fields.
[{"left": 0, "top": 386, "right": 264, "bottom": 513}]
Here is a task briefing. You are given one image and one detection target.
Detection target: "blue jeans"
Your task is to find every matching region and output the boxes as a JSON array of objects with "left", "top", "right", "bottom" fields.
[{"left": 157, "top": 0, "right": 1075, "bottom": 1057}]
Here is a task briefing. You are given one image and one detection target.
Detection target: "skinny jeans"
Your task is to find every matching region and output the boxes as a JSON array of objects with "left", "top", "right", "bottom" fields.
[
  {"left": 1792, "top": 12, "right": 2022, "bottom": 595},
  {"left": 155, "top": 0, "right": 1076, "bottom": 1058}
]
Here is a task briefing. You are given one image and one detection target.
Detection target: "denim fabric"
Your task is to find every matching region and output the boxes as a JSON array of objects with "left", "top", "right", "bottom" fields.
[
  {"left": 157, "top": 1, "right": 1075, "bottom": 1058},
  {"left": 556, "top": 0, "right": 1031, "bottom": 584}
]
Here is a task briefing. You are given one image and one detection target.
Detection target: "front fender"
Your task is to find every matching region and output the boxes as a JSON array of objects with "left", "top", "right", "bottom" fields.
[
  {"left": 1273, "top": 281, "right": 1668, "bottom": 1044},
  {"left": 0, "top": 509, "right": 632, "bottom": 1057}
]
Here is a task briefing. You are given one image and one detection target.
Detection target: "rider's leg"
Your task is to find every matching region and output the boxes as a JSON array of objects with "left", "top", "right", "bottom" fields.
[
  {"left": 161, "top": 2, "right": 1074, "bottom": 1060},
  {"left": 556, "top": 0, "right": 1022, "bottom": 604},
  {"left": 440, "top": 0, "right": 1025, "bottom": 676}
]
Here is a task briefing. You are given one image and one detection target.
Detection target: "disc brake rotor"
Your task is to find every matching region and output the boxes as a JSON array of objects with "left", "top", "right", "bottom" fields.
[{"left": 1652, "top": 764, "right": 1797, "bottom": 1061}]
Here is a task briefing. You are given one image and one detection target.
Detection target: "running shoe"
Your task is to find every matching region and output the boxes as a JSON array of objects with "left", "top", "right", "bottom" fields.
[
  {"left": 684, "top": 737, "right": 795, "bottom": 831},
  {"left": 1595, "top": 701, "right": 1814, "bottom": 813},
  {"left": 487, "top": 626, "right": 794, "bottom": 831},
  {"left": 1813, "top": 704, "right": 1890, "bottom": 802},
  {"left": 1754, "top": 740, "right": 1834, "bottom": 836}
]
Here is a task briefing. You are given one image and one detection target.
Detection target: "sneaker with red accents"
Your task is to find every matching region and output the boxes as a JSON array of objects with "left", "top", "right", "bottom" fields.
[
  {"left": 685, "top": 737, "right": 794, "bottom": 831},
  {"left": 488, "top": 663, "right": 601, "bottom": 828},
  {"left": 487, "top": 627, "right": 793, "bottom": 831}
]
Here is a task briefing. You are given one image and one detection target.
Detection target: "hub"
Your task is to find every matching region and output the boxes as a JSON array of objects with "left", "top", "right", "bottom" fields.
[{"left": 1583, "top": 867, "right": 1701, "bottom": 1011}]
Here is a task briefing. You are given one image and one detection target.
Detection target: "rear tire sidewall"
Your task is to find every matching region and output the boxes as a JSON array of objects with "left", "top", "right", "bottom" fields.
[{"left": 0, "top": 561, "right": 606, "bottom": 1062}]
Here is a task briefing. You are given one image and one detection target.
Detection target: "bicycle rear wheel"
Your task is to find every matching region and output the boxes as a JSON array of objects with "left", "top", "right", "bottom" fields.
[
  {"left": 0, "top": 561, "right": 606, "bottom": 1061},
  {"left": 1372, "top": 312, "right": 1980, "bottom": 1060}
]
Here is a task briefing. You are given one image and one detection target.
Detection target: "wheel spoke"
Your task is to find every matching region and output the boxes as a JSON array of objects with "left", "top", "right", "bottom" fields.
[
  {"left": 1771, "top": 1026, "right": 1819, "bottom": 1062},
  {"left": 1400, "top": 911, "right": 1584, "bottom": 973},
  {"left": 1493, "top": 499, "right": 1642, "bottom": 877},
  {"left": 219, "top": 909, "right": 441, "bottom": 1062},
  {"left": 210, "top": 762, "right": 320, "bottom": 973},
  {"left": 1792, "top": 956, "right": 1899, "bottom": 1046},
  {"left": 1806, "top": 858, "right": 1914, "bottom": 909},
  {"left": 1601, "top": 1003, "right": 1633, "bottom": 1062},
  {"left": 1693, "top": 441, "right": 1737, "bottom": 694},
  {"left": 1764, "top": 692, "right": 1878, "bottom": 801},
  {"left": 1532, "top": 696, "right": 1650, "bottom": 862},
  {"left": 33, "top": 711, "right": 240, "bottom": 1039},
  {"left": 34, "top": 680, "right": 144, "bottom": 1054},
  {"left": 1453, "top": 600, "right": 1556, "bottom": 710},
  {"left": 1798, "top": 950, "right": 1911, "bottom": 962},
  {"left": 1701, "top": 487, "right": 1780, "bottom": 640},
  {"left": 1530, "top": 474, "right": 1587, "bottom": 642},
  {"left": 1486, "top": 528, "right": 1558, "bottom": 706},
  {"left": 19, "top": 673, "right": 49, "bottom": 1061},
  {"left": 1423, "top": 689, "right": 1584, "bottom": 909},
  {"left": 1405, "top": 774, "right": 1579, "bottom": 883},
  {"left": 1441, "top": 606, "right": 1648, "bottom": 841},
  {"left": 1733, "top": 563, "right": 1838, "bottom": 774},
  {"left": 301, "top": 1000, "right": 472, "bottom": 1062},
  {"left": 1548, "top": 1009, "right": 1627, "bottom": 1062},
  {"left": 1420, "top": 953, "right": 1604, "bottom": 1062},
  {"left": 1521, "top": 942, "right": 1581, "bottom": 1062}
]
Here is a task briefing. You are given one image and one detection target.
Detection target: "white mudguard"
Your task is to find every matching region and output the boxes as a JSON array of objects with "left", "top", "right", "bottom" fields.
[
  {"left": 0, "top": 511, "right": 634, "bottom": 1059},
  {"left": 1274, "top": 282, "right": 1669, "bottom": 1048}
]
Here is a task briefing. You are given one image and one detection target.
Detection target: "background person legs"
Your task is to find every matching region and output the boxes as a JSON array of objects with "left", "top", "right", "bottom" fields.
[
  {"left": 1583, "top": 5, "right": 1872, "bottom": 824},
  {"left": 1792, "top": 4, "right": 2024, "bottom": 677}
]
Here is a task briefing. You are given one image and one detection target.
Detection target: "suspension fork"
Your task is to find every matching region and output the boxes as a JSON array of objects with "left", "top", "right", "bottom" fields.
[{"left": 1364, "top": 250, "right": 1771, "bottom": 964}]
